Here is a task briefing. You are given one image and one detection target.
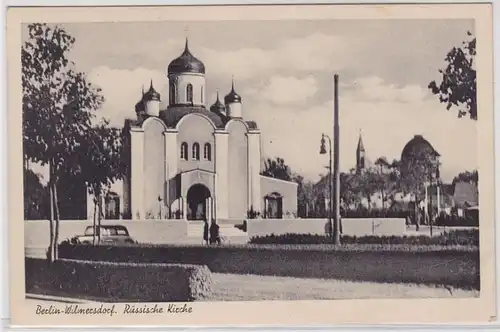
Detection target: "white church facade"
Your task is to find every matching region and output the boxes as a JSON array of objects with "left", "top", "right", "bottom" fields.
[{"left": 115, "top": 39, "right": 298, "bottom": 222}]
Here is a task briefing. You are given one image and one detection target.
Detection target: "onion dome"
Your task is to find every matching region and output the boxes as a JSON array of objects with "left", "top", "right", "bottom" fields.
[
  {"left": 224, "top": 79, "right": 242, "bottom": 104},
  {"left": 401, "top": 135, "right": 440, "bottom": 161},
  {"left": 135, "top": 86, "right": 145, "bottom": 113},
  {"left": 143, "top": 80, "right": 161, "bottom": 101},
  {"left": 210, "top": 90, "right": 226, "bottom": 113},
  {"left": 167, "top": 38, "right": 205, "bottom": 75}
]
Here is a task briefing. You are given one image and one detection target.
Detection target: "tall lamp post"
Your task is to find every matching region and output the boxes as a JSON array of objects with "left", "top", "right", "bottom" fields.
[
  {"left": 428, "top": 159, "right": 440, "bottom": 237},
  {"left": 319, "top": 74, "right": 341, "bottom": 245}
]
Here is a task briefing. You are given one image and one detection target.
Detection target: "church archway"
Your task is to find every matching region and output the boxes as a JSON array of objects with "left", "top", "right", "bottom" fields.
[
  {"left": 186, "top": 184, "right": 211, "bottom": 220},
  {"left": 264, "top": 192, "right": 283, "bottom": 219}
]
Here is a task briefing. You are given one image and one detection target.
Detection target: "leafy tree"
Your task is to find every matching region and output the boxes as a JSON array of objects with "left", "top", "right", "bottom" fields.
[
  {"left": 350, "top": 167, "right": 380, "bottom": 211},
  {"left": 293, "top": 174, "right": 315, "bottom": 218},
  {"left": 428, "top": 31, "right": 477, "bottom": 120},
  {"left": 312, "top": 171, "right": 359, "bottom": 215},
  {"left": 452, "top": 170, "right": 478, "bottom": 185},
  {"left": 71, "top": 120, "right": 127, "bottom": 244},
  {"left": 23, "top": 169, "right": 49, "bottom": 220},
  {"left": 22, "top": 23, "right": 104, "bottom": 261},
  {"left": 398, "top": 150, "right": 439, "bottom": 229},
  {"left": 261, "top": 157, "right": 292, "bottom": 181}
]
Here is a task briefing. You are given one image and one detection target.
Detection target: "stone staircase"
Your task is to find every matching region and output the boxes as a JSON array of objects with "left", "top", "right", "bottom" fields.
[{"left": 187, "top": 221, "right": 249, "bottom": 244}]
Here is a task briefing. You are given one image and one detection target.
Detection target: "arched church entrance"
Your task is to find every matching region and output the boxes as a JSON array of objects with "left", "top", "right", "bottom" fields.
[
  {"left": 264, "top": 192, "right": 283, "bottom": 219},
  {"left": 186, "top": 184, "right": 211, "bottom": 220}
]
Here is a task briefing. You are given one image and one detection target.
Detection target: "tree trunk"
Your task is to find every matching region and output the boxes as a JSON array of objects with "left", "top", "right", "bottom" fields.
[
  {"left": 53, "top": 181, "right": 60, "bottom": 261},
  {"left": 97, "top": 193, "right": 103, "bottom": 243},
  {"left": 92, "top": 197, "right": 97, "bottom": 245},
  {"left": 414, "top": 197, "right": 420, "bottom": 231},
  {"left": 48, "top": 176, "right": 55, "bottom": 263}
]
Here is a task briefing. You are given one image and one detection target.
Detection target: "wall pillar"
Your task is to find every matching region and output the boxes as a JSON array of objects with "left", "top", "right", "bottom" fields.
[
  {"left": 214, "top": 131, "right": 229, "bottom": 219},
  {"left": 177, "top": 197, "right": 182, "bottom": 219},
  {"left": 247, "top": 131, "right": 262, "bottom": 214},
  {"left": 207, "top": 197, "right": 213, "bottom": 223},
  {"left": 164, "top": 129, "right": 179, "bottom": 210},
  {"left": 183, "top": 196, "right": 188, "bottom": 220},
  {"left": 130, "top": 128, "right": 145, "bottom": 220}
]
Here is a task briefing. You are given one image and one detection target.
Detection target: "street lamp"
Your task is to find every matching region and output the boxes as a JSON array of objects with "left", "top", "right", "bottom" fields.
[
  {"left": 320, "top": 134, "right": 333, "bottom": 240},
  {"left": 319, "top": 74, "right": 341, "bottom": 245}
]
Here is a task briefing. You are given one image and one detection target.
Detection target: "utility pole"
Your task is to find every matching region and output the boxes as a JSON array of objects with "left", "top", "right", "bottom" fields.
[{"left": 333, "top": 74, "right": 341, "bottom": 245}]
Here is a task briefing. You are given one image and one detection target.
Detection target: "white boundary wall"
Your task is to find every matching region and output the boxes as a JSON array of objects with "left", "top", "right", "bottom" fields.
[{"left": 247, "top": 218, "right": 407, "bottom": 237}]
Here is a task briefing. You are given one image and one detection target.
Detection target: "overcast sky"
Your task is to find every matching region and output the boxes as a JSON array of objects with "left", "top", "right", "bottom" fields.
[{"left": 23, "top": 19, "right": 477, "bottom": 183}]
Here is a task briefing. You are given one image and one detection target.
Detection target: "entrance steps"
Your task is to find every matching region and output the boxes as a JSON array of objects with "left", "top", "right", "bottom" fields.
[{"left": 187, "top": 221, "right": 249, "bottom": 245}]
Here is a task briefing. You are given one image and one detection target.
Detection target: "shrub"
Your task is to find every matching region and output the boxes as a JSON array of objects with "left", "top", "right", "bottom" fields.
[
  {"left": 58, "top": 242, "right": 480, "bottom": 290},
  {"left": 435, "top": 214, "right": 479, "bottom": 227},
  {"left": 25, "top": 257, "right": 212, "bottom": 302},
  {"left": 249, "top": 229, "right": 479, "bottom": 247}
]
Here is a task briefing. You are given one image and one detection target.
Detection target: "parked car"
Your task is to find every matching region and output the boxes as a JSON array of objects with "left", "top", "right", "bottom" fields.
[{"left": 75, "top": 225, "right": 136, "bottom": 245}]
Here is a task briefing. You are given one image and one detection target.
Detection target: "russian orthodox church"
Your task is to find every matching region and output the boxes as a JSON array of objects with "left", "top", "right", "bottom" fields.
[{"left": 116, "top": 39, "right": 298, "bottom": 221}]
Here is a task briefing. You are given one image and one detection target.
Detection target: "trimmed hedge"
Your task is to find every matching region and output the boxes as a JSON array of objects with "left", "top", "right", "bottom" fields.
[
  {"left": 249, "top": 229, "right": 479, "bottom": 247},
  {"left": 435, "top": 214, "right": 479, "bottom": 227},
  {"left": 25, "top": 258, "right": 212, "bottom": 302},
  {"left": 59, "top": 243, "right": 480, "bottom": 290}
]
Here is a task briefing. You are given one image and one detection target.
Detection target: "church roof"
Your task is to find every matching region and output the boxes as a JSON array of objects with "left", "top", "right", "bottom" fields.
[
  {"left": 143, "top": 80, "right": 161, "bottom": 101},
  {"left": 210, "top": 91, "right": 226, "bottom": 114},
  {"left": 160, "top": 106, "right": 226, "bottom": 128},
  {"left": 127, "top": 106, "right": 259, "bottom": 131},
  {"left": 224, "top": 79, "right": 242, "bottom": 104},
  {"left": 167, "top": 38, "right": 205, "bottom": 75}
]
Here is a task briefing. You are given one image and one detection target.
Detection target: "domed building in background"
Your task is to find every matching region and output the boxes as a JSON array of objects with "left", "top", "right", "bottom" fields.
[
  {"left": 401, "top": 134, "right": 440, "bottom": 164},
  {"left": 99, "top": 39, "right": 298, "bottom": 222}
]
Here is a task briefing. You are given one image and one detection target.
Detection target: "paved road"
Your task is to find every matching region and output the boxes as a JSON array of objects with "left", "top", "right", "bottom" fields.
[{"left": 26, "top": 293, "right": 93, "bottom": 304}]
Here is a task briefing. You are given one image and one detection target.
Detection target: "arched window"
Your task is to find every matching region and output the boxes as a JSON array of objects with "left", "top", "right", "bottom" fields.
[
  {"left": 186, "top": 84, "right": 193, "bottom": 103},
  {"left": 201, "top": 86, "right": 204, "bottom": 104},
  {"left": 180, "top": 142, "right": 188, "bottom": 160},
  {"left": 192, "top": 142, "right": 200, "bottom": 160},
  {"left": 204, "top": 143, "right": 212, "bottom": 161}
]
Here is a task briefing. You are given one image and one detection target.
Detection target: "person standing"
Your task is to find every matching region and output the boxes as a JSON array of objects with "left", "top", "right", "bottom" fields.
[
  {"left": 209, "top": 220, "right": 221, "bottom": 245},
  {"left": 203, "top": 218, "right": 209, "bottom": 245}
]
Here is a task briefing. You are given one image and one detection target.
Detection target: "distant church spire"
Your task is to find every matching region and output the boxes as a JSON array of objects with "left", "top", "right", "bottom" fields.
[
  {"left": 356, "top": 129, "right": 366, "bottom": 174},
  {"left": 357, "top": 129, "right": 365, "bottom": 152}
]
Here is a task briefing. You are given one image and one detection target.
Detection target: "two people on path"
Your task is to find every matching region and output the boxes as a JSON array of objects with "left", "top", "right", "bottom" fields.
[{"left": 203, "top": 218, "right": 221, "bottom": 245}]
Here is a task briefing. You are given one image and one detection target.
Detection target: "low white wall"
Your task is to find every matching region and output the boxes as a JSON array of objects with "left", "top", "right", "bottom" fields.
[
  {"left": 25, "top": 219, "right": 189, "bottom": 248},
  {"left": 247, "top": 218, "right": 407, "bottom": 237}
]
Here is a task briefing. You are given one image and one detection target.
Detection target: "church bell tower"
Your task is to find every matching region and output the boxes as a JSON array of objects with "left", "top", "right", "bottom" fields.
[{"left": 356, "top": 131, "right": 366, "bottom": 174}]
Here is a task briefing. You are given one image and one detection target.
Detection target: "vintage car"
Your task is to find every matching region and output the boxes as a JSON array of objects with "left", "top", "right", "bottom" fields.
[{"left": 75, "top": 225, "right": 136, "bottom": 245}]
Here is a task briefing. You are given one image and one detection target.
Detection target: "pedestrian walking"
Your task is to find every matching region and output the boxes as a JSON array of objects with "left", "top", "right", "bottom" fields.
[
  {"left": 203, "top": 218, "right": 209, "bottom": 245},
  {"left": 209, "top": 220, "right": 221, "bottom": 245}
]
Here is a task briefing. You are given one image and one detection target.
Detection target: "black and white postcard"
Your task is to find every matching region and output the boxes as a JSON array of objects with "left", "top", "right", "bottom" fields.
[{"left": 7, "top": 3, "right": 496, "bottom": 327}]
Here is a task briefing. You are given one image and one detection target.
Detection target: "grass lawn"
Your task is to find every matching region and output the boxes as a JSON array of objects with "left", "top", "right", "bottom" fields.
[
  {"left": 208, "top": 273, "right": 479, "bottom": 301},
  {"left": 27, "top": 273, "right": 479, "bottom": 303}
]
